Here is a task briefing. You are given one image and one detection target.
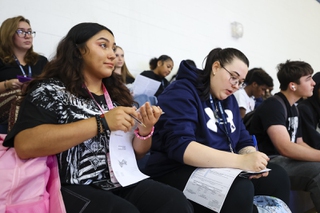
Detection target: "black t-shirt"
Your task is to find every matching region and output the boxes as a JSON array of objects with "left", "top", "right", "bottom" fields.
[
  {"left": 140, "top": 70, "right": 169, "bottom": 97},
  {"left": 250, "top": 93, "right": 301, "bottom": 155},
  {"left": 126, "top": 76, "right": 135, "bottom": 84},
  {"left": 298, "top": 99, "right": 320, "bottom": 149},
  {"left": 4, "top": 78, "right": 121, "bottom": 188},
  {"left": 0, "top": 55, "right": 48, "bottom": 81}
]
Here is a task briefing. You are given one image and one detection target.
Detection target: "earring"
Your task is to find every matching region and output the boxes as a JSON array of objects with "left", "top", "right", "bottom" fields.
[{"left": 212, "top": 72, "right": 216, "bottom": 76}]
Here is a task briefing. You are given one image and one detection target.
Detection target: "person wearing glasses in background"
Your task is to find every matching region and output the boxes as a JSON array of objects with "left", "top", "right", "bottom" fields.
[
  {"left": 0, "top": 15, "right": 48, "bottom": 133},
  {"left": 144, "top": 47, "right": 290, "bottom": 212}
]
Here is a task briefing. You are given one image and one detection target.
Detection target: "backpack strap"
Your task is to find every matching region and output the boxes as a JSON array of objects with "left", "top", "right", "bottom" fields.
[
  {"left": 272, "top": 95, "right": 287, "bottom": 119},
  {"left": 272, "top": 95, "right": 299, "bottom": 119}
]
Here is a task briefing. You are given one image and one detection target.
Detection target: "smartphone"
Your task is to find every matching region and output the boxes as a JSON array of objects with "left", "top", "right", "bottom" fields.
[{"left": 17, "top": 75, "right": 32, "bottom": 83}]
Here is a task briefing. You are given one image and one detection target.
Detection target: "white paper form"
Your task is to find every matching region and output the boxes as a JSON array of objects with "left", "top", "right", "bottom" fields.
[
  {"left": 183, "top": 168, "right": 243, "bottom": 212},
  {"left": 183, "top": 167, "right": 271, "bottom": 212},
  {"left": 132, "top": 74, "right": 161, "bottom": 96},
  {"left": 109, "top": 130, "right": 149, "bottom": 187}
]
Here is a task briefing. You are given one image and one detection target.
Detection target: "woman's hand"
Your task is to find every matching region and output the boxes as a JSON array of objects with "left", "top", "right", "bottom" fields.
[
  {"left": 239, "top": 151, "right": 269, "bottom": 171},
  {"left": 239, "top": 151, "right": 270, "bottom": 179},
  {"left": 103, "top": 102, "right": 163, "bottom": 134},
  {"left": 132, "top": 102, "right": 162, "bottom": 158},
  {"left": 136, "top": 102, "right": 162, "bottom": 135},
  {"left": 7, "top": 79, "right": 23, "bottom": 90},
  {"left": 104, "top": 106, "right": 137, "bottom": 132}
]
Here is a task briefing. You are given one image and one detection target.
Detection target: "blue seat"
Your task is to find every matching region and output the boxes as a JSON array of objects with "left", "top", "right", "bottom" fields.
[{"left": 133, "top": 94, "right": 158, "bottom": 107}]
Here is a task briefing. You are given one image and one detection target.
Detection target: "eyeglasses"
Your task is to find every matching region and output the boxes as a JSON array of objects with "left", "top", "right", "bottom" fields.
[
  {"left": 16, "top": 29, "right": 36, "bottom": 38},
  {"left": 221, "top": 66, "right": 246, "bottom": 89}
]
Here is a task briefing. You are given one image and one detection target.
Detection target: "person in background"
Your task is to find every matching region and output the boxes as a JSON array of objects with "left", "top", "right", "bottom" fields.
[
  {"left": 234, "top": 67, "right": 273, "bottom": 118},
  {"left": 254, "top": 87, "right": 273, "bottom": 109},
  {"left": 243, "top": 69, "right": 273, "bottom": 110},
  {"left": 144, "top": 47, "right": 290, "bottom": 213},
  {"left": 113, "top": 45, "right": 135, "bottom": 84},
  {"left": 298, "top": 72, "right": 320, "bottom": 149},
  {"left": 169, "top": 59, "right": 196, "bottom": 83},
  {"left": 249, "top": 60, "right": 320, "bottom": 211},
  {"left": 139, "top": 55, "right": 173, "bottom": 96},
  {"left": 0, "top": 15, "right": 48, "bottom": 133},
  {"left": 3, "top": 22, "right": 193, "bottom": 213}
]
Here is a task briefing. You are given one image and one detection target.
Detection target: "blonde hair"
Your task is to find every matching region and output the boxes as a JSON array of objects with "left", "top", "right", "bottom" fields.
[
  {"left": 0, "top": 15, "right": 39, "bottom": 64},
  {"left": 115, "top": 46, "right": 135, "bottom": 83}
]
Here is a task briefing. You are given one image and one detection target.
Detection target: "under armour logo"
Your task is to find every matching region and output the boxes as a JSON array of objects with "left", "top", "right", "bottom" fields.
[{"left": 205, "top": 107, "right": 236, "bottom": 133}]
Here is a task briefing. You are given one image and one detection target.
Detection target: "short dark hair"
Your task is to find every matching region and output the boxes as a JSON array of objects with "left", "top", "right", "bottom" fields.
[
  {"left": 277, "top": 60, "right": 313, "bottom": 91},
  {"left": 246, "top": 68, "right": 273, "bottom": 87}
]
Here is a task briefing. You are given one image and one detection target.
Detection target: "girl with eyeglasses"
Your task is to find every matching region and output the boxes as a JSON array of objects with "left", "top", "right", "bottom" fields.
[
  {"left": 0, "top": 15, "right": 48, "bottom": 133},
  {"left": 143, "top": 47, "right": 291, "bottom": 212}
]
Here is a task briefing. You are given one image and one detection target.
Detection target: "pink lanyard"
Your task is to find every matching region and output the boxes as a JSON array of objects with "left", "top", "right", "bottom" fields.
[
  {"left": 85, "top": 84, "right": 121, "bottom": 185},
  {"left": 85, "top": 84, "right": 113, "bottom": 112}
]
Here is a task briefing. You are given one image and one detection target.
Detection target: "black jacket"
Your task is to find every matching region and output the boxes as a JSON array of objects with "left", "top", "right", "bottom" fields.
[{"left": 298, "top": 72, "right": 320, "bottom": 149}]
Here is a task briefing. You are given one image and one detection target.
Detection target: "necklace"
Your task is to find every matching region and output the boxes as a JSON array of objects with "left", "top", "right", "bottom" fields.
[
  {"left": 92, "top": 89, "right": 103, "bottom": 94},
  {"left": 90, "top": 86, "right": 103, "bottom": 95}
]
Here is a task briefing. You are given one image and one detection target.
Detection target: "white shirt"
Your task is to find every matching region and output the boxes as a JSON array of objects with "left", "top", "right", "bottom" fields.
[{"left": 233, "top": 88, "right": 255, "bottom": 114}]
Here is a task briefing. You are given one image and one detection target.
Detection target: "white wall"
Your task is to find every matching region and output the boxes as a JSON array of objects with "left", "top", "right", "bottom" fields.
[{"left": 1, "top": 0, "right": 320, "bottom": 92}]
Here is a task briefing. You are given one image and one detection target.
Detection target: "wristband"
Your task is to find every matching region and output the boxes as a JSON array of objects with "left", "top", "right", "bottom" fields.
[
  {"left": 99, "top": 113, "right": 110, "bottom": 132},
  {"left": 95, "top": 115, "right": 101, "bottom": 135},
  {"left": 134, "top": 126, "right": 154, "bottom": 140}
]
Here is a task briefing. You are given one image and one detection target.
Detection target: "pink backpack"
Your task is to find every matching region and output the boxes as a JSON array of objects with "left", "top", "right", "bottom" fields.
[{"left": 0, "top": 134, "right": 66, "bottom": 213}]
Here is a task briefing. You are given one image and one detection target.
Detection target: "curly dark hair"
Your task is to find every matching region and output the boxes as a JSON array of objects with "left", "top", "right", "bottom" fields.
[{"left": 23, "top": 22, "right": 134, "bottom": 106}]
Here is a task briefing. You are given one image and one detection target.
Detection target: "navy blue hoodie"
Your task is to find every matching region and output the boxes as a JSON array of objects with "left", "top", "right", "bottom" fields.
[{"left": 144, "top": 60, "right": 254, "bottom": 177}]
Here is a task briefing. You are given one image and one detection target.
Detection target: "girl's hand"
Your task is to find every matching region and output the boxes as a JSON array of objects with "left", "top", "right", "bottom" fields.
[
  {"left": 103, "top": 102, "right": 163, "bottom": 134},
  {"left": 239, "top": 151, "right": 270, "bottom": 179},
  {"left": 104, "top": 106, "right": 138, "bottom": 132},
  {"left": 239, "top": 151, "right": 269, "bottom": 172},
  {"left": 136, "top": 102, "right": 163, "bottom": 135},
  {"left": 7, "top": 79, "right": 23, "bottom": 90}
]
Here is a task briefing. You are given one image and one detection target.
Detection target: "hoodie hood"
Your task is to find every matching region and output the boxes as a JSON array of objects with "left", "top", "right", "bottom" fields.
[{"left": 176, "top": 60, "right": 200, "bottom": 86}]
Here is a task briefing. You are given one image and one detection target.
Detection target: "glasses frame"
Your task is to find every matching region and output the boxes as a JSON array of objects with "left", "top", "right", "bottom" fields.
[
  {"left": 221, "top": 65, "right": 246, "bottom": 89},
  {"left": 16, "top": 29, "right": 36, "bottom": 38}
]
